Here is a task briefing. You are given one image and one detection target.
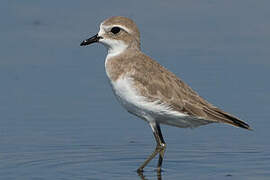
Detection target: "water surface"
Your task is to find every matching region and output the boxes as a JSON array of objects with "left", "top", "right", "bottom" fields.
[{"left": 1, "top": 0, "right": 270, "bottom": 179}]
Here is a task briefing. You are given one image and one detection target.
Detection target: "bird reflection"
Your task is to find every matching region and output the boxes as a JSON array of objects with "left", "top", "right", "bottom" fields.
[{"left": 137, "top": 170, "right": 162, "bottom": 180}]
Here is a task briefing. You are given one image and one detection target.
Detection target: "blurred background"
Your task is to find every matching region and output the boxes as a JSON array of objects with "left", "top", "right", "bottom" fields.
[{"left": 0, "top": 0, "right": 269, "bottom": 179}]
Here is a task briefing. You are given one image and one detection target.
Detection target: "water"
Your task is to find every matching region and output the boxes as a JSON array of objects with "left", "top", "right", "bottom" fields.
[{"left": 1, "top": 0, "right": 270, "bottom": 179}]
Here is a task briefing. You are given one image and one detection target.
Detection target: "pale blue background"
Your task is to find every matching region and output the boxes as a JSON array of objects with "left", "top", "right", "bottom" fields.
[{"left": 0, "top": 0, "right": 269, "bottom": 179}]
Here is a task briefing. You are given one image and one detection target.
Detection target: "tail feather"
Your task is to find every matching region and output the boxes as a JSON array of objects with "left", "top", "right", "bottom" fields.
[
  {"left": 219, "top": 111, "right": 252, "bottom": 130},
  {"left": 203, "top": 107, "right": 252, "bottom": 130}
]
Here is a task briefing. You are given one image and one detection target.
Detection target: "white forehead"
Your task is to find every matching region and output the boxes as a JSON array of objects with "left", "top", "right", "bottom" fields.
[{"left": 98, "top": 23, "right": 131, "bottom": 36}]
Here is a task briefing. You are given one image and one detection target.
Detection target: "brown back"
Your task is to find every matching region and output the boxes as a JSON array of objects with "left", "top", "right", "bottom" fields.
[{"left": 106, "top": 49, "right": 251, "bottom": 130}]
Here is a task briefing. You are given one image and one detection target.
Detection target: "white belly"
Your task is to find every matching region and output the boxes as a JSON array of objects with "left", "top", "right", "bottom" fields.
[{"left": 109, "top": 75, "right": 211, "bottom": 128}]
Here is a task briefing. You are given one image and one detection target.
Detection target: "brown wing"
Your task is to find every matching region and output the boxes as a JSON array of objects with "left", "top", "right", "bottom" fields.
[{"left": 130, "top": 53, "right": 251, "bottom": 130}]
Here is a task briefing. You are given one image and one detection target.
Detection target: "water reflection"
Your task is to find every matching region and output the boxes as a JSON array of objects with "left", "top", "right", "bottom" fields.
[{"left": 137, "top": 171, "right": 162, "bottom": 180}]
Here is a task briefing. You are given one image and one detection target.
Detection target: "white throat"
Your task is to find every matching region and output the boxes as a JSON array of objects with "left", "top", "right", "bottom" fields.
[{"left": 102, "top": 39, "right": 128, "bottom": 59}]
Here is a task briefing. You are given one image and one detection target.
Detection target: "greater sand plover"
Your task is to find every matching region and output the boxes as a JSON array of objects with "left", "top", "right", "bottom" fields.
[{"left": 80, "top": 16, "right": 251, "bottom": 172}]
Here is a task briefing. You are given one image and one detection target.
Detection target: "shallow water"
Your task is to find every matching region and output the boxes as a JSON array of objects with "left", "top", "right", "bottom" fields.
[{"left": 1, "top": 0, "right": 270, "bottom": 179}]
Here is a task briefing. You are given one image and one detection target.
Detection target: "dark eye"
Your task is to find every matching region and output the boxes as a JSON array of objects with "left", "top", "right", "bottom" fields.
[{"left": 111, "top": 27, "right": 121, "bottom": 34}]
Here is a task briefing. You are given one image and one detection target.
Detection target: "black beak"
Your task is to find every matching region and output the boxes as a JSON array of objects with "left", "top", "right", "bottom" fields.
[{"left": 80, "top": 34, "right": 102, "bottom": 46}]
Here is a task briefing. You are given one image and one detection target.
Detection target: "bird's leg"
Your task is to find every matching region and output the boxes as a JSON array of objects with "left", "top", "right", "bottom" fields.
[
  {"left": 137, "top": 122, "right": 166, "bottom": 173},
  {"left": 156, "top": 123, "right": 166, "bottom": 172}
]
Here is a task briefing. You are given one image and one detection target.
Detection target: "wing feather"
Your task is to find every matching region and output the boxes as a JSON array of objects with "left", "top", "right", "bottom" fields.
[{"left": 129, "top": 52, "right": 251, "bottom": 130}]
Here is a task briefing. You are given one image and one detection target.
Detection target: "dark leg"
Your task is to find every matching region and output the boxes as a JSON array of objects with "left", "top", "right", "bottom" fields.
[
  {"left": 156, "top": 123, "right": 166, "bottom": 172},
  {"left": 137, "top": 121, "right": 166, "bottom": 173}
]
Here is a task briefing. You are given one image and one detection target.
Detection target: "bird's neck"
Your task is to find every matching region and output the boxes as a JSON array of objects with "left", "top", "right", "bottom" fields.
[{"left": 105, "top": 48, "right": 140, "bottom": 82}]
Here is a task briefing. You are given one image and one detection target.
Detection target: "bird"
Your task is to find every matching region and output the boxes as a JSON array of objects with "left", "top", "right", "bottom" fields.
[{"left": 80, "top": 16, "right": 251, "bottom": 173}]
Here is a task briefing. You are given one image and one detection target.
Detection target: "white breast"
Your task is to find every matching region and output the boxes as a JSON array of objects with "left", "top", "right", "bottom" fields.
[
  {"left": 108, "top": 75, "right": 210, "bottom": 128},
  {"left": 110, "top": 76, "right": 142, "bottom": 115}
]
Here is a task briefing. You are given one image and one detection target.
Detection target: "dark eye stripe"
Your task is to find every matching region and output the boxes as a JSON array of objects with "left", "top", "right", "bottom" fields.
[{"left": 111, "top": 27, "right": 121, "bottom": 34}]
